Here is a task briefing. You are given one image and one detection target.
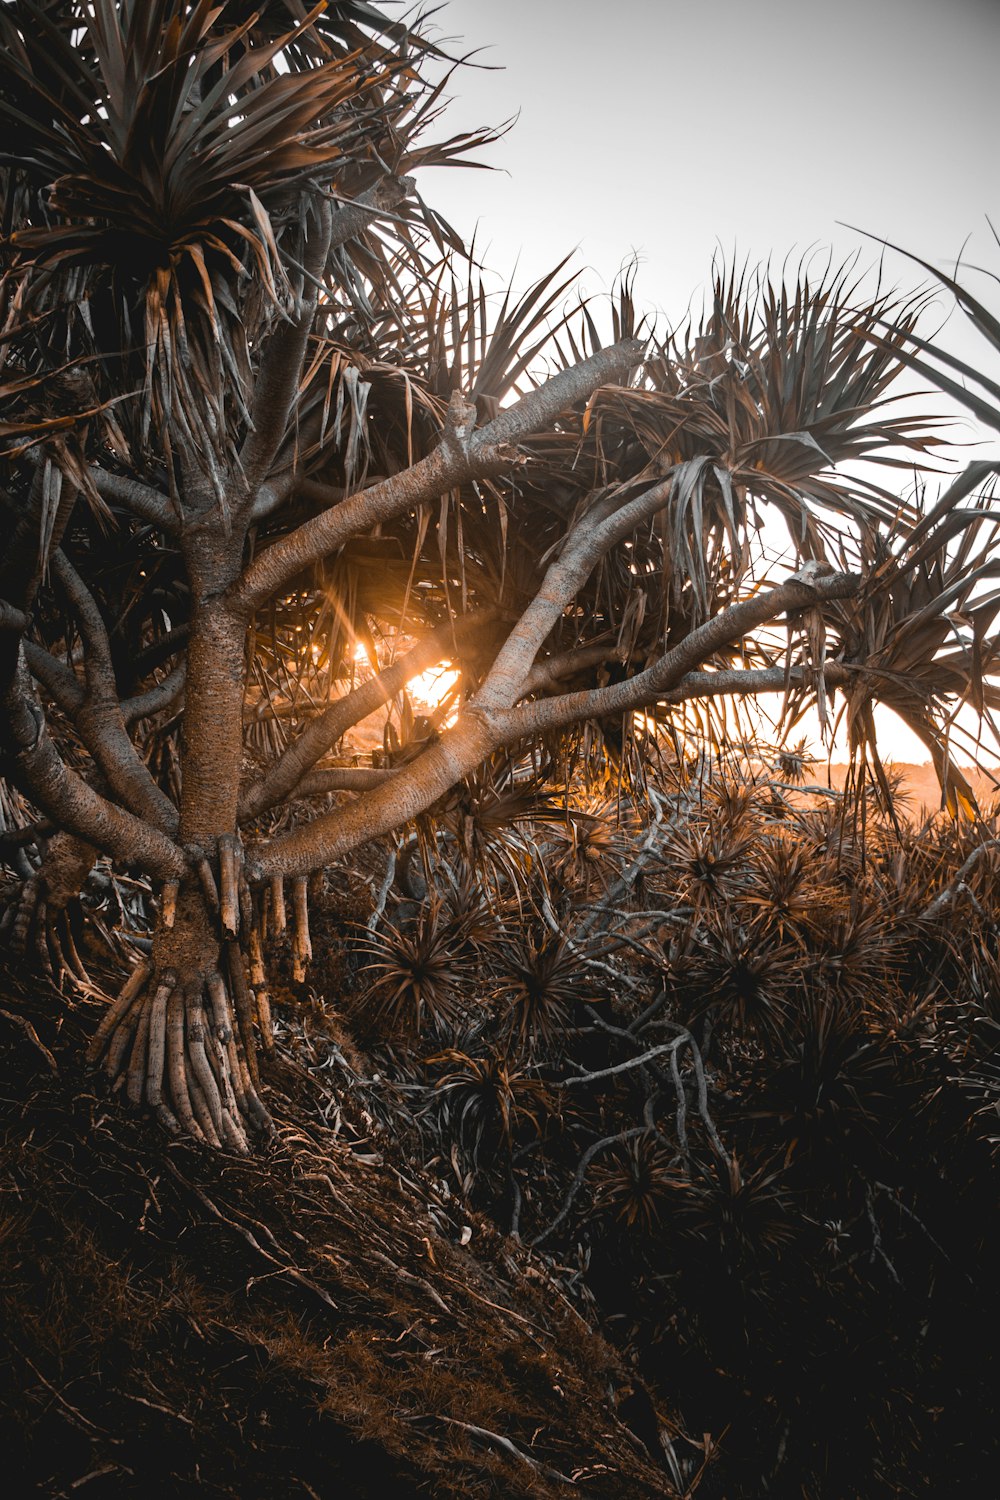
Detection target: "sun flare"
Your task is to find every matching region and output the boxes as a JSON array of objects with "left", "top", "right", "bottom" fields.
[{"left": 408, "top": 662, "right": 460, "bottom": 714}]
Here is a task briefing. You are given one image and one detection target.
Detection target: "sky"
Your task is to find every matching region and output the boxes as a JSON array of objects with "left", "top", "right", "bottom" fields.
[
  {"left": 421, "top": 0, "right": 999, "bottom": 319},
  {"left": 416, "top": 0, "right": 1000, "bottom": 766}
]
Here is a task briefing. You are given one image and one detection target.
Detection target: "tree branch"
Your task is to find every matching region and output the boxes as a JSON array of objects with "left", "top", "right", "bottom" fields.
[
  {"left": 922, "top": 839, "right": 999, "bottom": 920},
  {"left": 122, "top": 662, "right": 186, "bottom": 725},
  {"left": 245, "top": 574, "right": 856, "bottom": 881},
  {"left": 0, "top": 462, "right": 82, "bottom": 838},
  {"left": 474, "top": 476, "right": 675, "bottom": 710},
  {"left": 231, "top": 337, "right": 646, "bottom": 615},
  {"left": 22, "top": 641, "right": 85, "bottom": 715},
  {"left": 492, "top": 573, "right": 860, "bottom": 741},
  {"left": 238, "top": 613, "right": 494, "bottom": 821},
  {"left": 660, "top": 662, "right": 852, "bottom": 702},
  {"left": 1, "top": 648, "right": 184, "bottom": 878},
  {"left": 19, "top": 449, "right": 175, "bottom": 533},
  {"left": 126, "top": 626, "right": 189, "bottom": 683},
  {"left": 249, "top": 408, "right": 349, "bottom": 522},
  {"left": 52, "top": 550, "right": 116, "bottom": 698},
  {"left": 289, "top": 766, "right": 399, "bottom": 798},
  {"left": 530, "top": 1127, "right": 648, "bottom": 1248},
  {"left": 239, "top": 197, "right": 334, "bottom": 498},
  {"left": 247, "top": 704, "right": 499, "bottom": 880},
  {"left": 52, "top": 551, "right": 179, "bottom": 832},
  {"left": 0, "top": 462, "right": 79, "bottom": 687},
  {"left": 243, "top": 178, "right": 410, "bottom": 514},
  {"left": 251, "top": 467, "right": 300, "bottom": 523},
  {"left": 90, "top": 467, "right": 177, "bottom": 532},
  {"left": 518, "top": 642, "right": 624, "bottom": 698},
  {"left": 0, "top": 603, "right": 28, "bottom": 632}
]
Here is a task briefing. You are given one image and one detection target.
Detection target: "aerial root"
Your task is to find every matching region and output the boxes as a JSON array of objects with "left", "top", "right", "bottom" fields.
[
  {"left": 269, "top": 874, "right": 286, "bottom": 937},
  {"left": 88, "top": 958, "right": 274, "bottom": 1152},
  {"left": 1, "top": 831, "right": 97, "bottom": 989},
  {"left": 226, "top": 939, "right": 261, "bottom": 1086},
  {"left": 291, "top": 875, "right": 312, "bottom": 983},
  {"left": 255, "top": 986, "right": 274, "bottom": 1053},
  {"left": 218, "top": 835, "right": 239, "bottom": 939},
  {"left": 190, "top": 848, "right": 221, "bottom": 920},
  {"left": 58, "top": 911, "right": 91, "bottom": 985},
  {"left": 249, "top": 925, "right": 265, "bottom": 987},
  {"left": 160, "top": 879, "right": 179, "bottom": 929},
  {"left": 247, "top": 925, "right": 274, "bottom": 1054},
  {"left": 86, "top": 959, "right": 151, "bottom": 1064},
  {"left": 237, "top": 869, "right": 253, "bottom": 940},
  {"left": 1, "top": 870, "right": 92, "bottom": 989}
]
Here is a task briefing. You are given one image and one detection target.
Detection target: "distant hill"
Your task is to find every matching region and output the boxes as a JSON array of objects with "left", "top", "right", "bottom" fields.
[{"left": 816, "top": 762, "right": 1000, "bottom": 817}]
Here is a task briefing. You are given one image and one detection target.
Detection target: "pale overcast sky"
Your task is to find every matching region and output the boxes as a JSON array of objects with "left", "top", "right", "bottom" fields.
[
  {"left": 418, "top": 0, "right": 1000, "bottom": 766},
  {"left": 422, "top": 0, "right": 998, "bottom": 329}
]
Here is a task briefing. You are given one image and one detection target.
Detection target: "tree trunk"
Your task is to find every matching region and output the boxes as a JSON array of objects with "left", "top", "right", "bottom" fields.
[{"left": 88, "top": 537, "right": 273, "bottom": 1149}]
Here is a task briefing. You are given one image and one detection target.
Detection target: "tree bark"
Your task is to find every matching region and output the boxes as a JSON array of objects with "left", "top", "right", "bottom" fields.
[
  {"left": 2, "top": 828, "right": 96, "bottom": 984},
  {"left": 90, "top": 536, "right": 272, "bottom": 1146}
]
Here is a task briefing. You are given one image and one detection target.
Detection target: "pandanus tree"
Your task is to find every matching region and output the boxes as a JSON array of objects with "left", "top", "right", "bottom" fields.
[{"left": 2, "top": 0, "right": 999, "bottom": 1150}]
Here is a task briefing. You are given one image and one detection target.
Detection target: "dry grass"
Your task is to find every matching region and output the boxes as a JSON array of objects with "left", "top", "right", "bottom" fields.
[{"left": 0, "top": 959, "right": 681, "bottom": 1499}]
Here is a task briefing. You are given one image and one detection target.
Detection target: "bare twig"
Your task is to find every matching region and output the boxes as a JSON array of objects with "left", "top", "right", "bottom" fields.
[{"left": 531, "top": 1127, "right": 648, "bottom": 1248}]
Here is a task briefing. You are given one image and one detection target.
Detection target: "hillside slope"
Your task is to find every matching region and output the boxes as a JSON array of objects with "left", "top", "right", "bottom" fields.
[{"left": 0, "top": 963, "right": 683, "bottom": 1499}]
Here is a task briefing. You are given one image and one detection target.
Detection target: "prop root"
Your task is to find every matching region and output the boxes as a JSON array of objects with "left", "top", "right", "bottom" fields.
[{"left": 88, "top": 957, "right": 273, "bottom": 1152}]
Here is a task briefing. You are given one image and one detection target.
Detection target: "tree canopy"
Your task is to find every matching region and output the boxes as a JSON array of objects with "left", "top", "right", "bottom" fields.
[{"left": 1, "top": 0, "right": 999, "bottom": 1147}]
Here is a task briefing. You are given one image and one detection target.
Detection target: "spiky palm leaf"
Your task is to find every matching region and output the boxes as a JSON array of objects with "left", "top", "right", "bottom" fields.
[
  {"left": 353, "top": 900, "right": 479, "bottom": 1040},
  {"left": 591, "top": 1132, "right": 679, "bottom": 1231},
  {"left": 541, "top": 264, "right": 941, "bottom": 621},
  {"left": 0, "top": 0, "right": 491, "bottom": 486},
  {"left": 809, "top": 482, "right": 1000, "bottom": 817}
]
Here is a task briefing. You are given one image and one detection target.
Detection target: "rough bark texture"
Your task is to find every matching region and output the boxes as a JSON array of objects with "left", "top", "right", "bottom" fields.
[{"left": 91, "top": 530, "right": 274, "bottom": 1146}]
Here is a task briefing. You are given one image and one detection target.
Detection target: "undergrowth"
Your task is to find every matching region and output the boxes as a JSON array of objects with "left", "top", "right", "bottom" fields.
[
  {"left": 323, "top": 754, "right": 1000, "bottom": 1496},
  {"left": 0, "top": 960, "right": 676, "bottom": 1498},
  {"left": 5, "top": 752, "right": 1000, "bottom": 1496}
]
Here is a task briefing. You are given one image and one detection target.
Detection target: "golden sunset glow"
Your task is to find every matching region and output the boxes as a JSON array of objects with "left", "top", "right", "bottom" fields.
[{"left": 408, "top": 662, "right": 461, "bottom": 715}]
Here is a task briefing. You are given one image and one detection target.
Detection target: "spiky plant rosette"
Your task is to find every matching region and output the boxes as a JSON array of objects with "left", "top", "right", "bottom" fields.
[
  {"left": 669, "top": 1154, "right": 798, "bottom": 1267},
  {"left": 784, "top": 799, "right": 869, "bottom": 888},
  {"left": 429, "top": 860, "right": 504, "bottom": 948},
  {"left": 494, "top": 925, "right": 602, "bottom": 1054},
  {"left": 351, "top": 900, "right": 481, "bottom": 1042},
  {"left": 546, "top": 796, "right": 637, "bottom": 891},
  {"left": 802, "top": 890, "right": 902, "bottom": 1011},
  {"left": 407, "top": 767, "right": 568, "bottom": 905},
  {"left": 677, "top": 907, "right": 801, "bottom": 1043},
  {"left": 590, "top": 1132, "right": 680, "bottom": 1232},
  {"left": 747, "top": 994, "right": 900, "bottom": 1173},
  {"left": 654, "top": 815, "right": 758, "bottom": 913},
  {"left": 772, "top": 736, "right": 817, "bottom": 784},
  {"left": 423, "top": 1046, "right": 550, "bottom": 1173},
  {"left": 743, "top": 830, "right": 836, "bottom": 944}
]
